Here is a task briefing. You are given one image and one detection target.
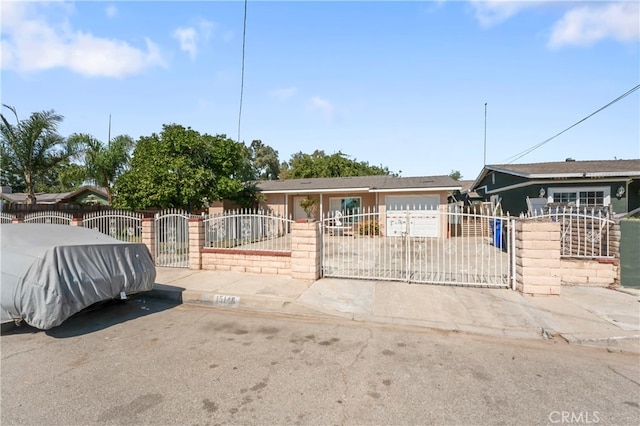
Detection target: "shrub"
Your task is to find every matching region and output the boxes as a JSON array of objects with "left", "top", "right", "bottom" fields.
[{"left": 358, "top": 220, "right": 380, "bottom": 236}]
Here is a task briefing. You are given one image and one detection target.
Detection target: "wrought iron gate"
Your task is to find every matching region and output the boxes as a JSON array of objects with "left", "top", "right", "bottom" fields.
[
  {"left": 321, "top": 207, "right": 515, "bottom": 288},
  {"left": 155, "top": 209, "right": 192, "bottom": 268}
]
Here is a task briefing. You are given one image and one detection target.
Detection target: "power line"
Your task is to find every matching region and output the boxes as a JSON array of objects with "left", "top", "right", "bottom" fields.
[
  {"left": 504, "top": 84, "right": 640, "bottom": 164},
  {"left": 237, "top": 0, "right": 248, "bottom": 143}
]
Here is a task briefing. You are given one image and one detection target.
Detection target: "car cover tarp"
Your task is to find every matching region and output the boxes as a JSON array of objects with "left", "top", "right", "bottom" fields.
[{"left": 1, "top": 223, "right": 156, "bottom": 330}]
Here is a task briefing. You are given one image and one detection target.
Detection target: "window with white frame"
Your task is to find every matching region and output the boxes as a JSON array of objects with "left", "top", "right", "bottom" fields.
[
  {"left": 547, "top": 187, "right": 610, "bottom": 208},
  {"left": 329, "top": 197, "right": 361, "bottom": 223}
]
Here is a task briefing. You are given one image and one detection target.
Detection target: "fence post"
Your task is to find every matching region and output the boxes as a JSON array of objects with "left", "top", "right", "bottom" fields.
[
  {"left": 291, "top": 220, "right": 321, "bottom": 281},
  {"left": 515, "top": 219, "right": 561, "bottom": 295},
  {"left": 188, "top": 217, "right": 204, "bottom": 270},
  {"left": 71, "top": 217, "right": 82, "bottom": 227},
  {"left": 142, "top": 217, "right": 156, "bottom": 264}
]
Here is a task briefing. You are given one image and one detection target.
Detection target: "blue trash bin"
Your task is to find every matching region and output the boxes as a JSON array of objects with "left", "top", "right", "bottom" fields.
[{"left": 493, "top": 219, "right": 502, "bottom": 248}]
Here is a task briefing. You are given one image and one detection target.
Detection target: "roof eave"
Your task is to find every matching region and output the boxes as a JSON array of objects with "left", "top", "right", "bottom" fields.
[
  {"left": 260, "top": 187, "right": 371, "bottom": 194},
  {"left": 528, "top": 171, "right": 640, "bottom": 179},
  {"left": 371, "top": 186, "right": 460, "bottom": 193}
]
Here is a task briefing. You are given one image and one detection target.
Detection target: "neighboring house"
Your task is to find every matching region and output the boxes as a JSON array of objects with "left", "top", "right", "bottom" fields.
[
  {"left": 256, "top": 175, "right": 461, "bottom": 237},
  {"left": 448, "top": 180, "right": 483, "bottom": 206},
  {"left": 0, "top": 186, "right": 109, "bottom": 206},
  {"left": 471, "top": 159, "right": 640, "bottom": 216}
]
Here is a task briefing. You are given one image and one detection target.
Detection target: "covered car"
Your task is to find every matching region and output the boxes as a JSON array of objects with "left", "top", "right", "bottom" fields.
[{"left": 1, "top": 223, "right": 156, "bottom": 330}]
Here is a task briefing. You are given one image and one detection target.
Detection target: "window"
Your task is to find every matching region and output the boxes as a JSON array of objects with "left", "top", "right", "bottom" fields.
[
  {"left": 552, "top": 192, "right": 577, "bottom": 204},
  {"left": 329, "top": 197, "right": 361, "bottom": 223},
  {"left": 579, "top": 191, "right": 604, "bottom": 207},
  {"left": 548, "top": 187, "right": 609, "bottom": 208}
]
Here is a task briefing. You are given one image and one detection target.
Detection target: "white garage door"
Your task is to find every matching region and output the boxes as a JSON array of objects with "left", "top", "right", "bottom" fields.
[{"left": 386, "top": 195, "right": 440, "bottom": 237}]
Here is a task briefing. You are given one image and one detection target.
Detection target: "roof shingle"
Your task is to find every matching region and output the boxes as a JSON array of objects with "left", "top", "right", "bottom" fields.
[
  {"left": 257, "top": 175, "right": 460, "bottom": 193},
  {"left": 487, "top": 159, "right": 640, "bottom": 177}
]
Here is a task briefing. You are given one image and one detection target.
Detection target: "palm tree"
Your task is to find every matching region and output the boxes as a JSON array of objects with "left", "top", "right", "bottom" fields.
[
  {"left": 0, "top": 105, "right": 79, "bottom": 205},
  {"left": 68, "top": 133, "right": 135, "bottom": 203}
]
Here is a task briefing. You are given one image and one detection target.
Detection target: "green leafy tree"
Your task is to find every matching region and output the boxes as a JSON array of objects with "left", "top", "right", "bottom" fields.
[
  {"left": 0, "top": 141, "right": 25, "bottom": 192},
  {"left": 0, "top": 105, "right": 81, "bottom": 204},
  {"left": 112, "top": 124, "right": 246, "bottom": 211},
  {"left": 249, "top": 139, "right": 280, "bottom": 180},
  {"left": 449, "top": 170, "right": 462, "bottom": 181},
  {"left": 68, "top": 133, "right": 135, "bottom": 203},
  {"left": 280, "top": 150, "right": 394, "bottom": 179},
  {"left": 34, "top": 161, "right": 87, "bottom": 193}
]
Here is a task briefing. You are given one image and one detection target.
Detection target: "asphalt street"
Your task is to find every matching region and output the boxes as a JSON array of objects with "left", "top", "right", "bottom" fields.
[{"left": 1, "top": 297, "right": 639, "bottom": 426}]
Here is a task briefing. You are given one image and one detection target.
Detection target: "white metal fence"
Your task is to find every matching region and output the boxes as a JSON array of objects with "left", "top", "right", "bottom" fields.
[
  {"left": 526, "top": 206, "right": 616, "bottom": 258},
  {"left": 321, "top": 206, "right": 514, "bottom": 288},
  {"left": 155, "top": 209, "right": 196, "bottom": 268},
  {"left": 82, "top": 210, "right": 143, "bottom": 242},
  {"left": 0, "top": 212, "right": 15, "bottom": 224},
  {"left": 203, "top": 209, "right": 294, "bottom": 252},
  {"left": 23, "top": 211, "right": 73, "bottom": 225}
]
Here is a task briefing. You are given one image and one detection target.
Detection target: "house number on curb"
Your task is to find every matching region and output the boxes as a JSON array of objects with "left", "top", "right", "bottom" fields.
[{"left": 213, "top": 294, "right": 240, "bottom": 307}]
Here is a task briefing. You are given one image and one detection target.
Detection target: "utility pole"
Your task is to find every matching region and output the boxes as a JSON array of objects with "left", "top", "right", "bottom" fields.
[
  {"left": 483, "top": 103, "right": 487, "bottom": 166},
  {"left": 108, "top": 114, "right": 112, "bottom": 148}
]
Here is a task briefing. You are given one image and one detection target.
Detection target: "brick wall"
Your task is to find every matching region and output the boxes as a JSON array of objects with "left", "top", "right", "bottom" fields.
[
  {"left": 559, "top": 258, "right": 619, "bottom": 287},
  {"left": 201, "top": 249, "right": 291, "bottom": 275},
  {"left": 196, "top": 220, "right": 319, "bottom": 280}
]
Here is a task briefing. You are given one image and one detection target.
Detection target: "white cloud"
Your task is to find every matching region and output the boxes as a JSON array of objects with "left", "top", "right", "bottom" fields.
[
  {"left": 0, "top": 2, "right": 167, "bottom": 78},
  {"left": 173, "top": 27, "right": 198, "bottom": 60},
  {"left": 172, "top": 19, "right": 215, "bottom": 60},
  {"left": 269, "top": 87, "right": 297, "bottom": 101},
  {"left": 307, "top": 96, "right": 335, "bottom": 122},
  {"left": 548, "top": 2, "right": 640, "bottom": 49},
  {"left": 197, "top": 19, "right": 215, "bottom": 41},
  {"left": 467, "top": 1, "right": 639, "bottom": 48},
  {"left": 105, "top": 4, "right": 117, "bottom": 19},
  {"left": 469, "top": 0, "right": 538, "bottom": 28}
]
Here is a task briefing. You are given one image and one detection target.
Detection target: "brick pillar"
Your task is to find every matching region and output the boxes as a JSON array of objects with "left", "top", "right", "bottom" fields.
[
  {"left": 516, "top": 220, "right": 561, "bottom": 295},
  {"left": 70, "top": 218, "right": 82, "bottom": 227},
  {"left": 11, "top": 217, "right": 22, "bottom": 223},
  {"left": 188, "top": 217, "right": 205, "bottom": 270},
  {"left": 142, "top": 217, "right": 156, "bottom": 264},
  {"left": 291, "top": 221, "right": 321, "bottom": 281}
]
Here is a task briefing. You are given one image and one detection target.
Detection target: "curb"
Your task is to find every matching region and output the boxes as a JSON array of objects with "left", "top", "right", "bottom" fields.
[
  {"left": 147, "top": 287, "right": 546, "bottom": 342},
  {"left": 146, "top": 286, "right": 334, "bottom": 319}
]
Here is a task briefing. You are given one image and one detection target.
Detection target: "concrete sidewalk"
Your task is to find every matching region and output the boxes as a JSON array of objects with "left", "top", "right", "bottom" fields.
[{"left": 148, "top": 268, "right": 640, "bottom": 352}]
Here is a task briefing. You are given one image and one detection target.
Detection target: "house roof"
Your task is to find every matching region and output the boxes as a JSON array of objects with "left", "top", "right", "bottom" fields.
[
  {"left": 472, "top": 159, "right": 640, "bottom": 189},
  {"left": 257, "top": 175, "right": 461, "bottom": 194},
  {"left": 457, "top": 180, "right": 475, "bottom": 192},
  {"left": 456, "top": 180, "right": 481, "bottom": 198},
  {"left": 0, "top": 186, "right": 108, "bottom": 204}
]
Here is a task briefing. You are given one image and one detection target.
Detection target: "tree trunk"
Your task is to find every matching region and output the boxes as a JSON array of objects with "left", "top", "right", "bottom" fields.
[
  {"left": 106, "top": 181, "right": 113, "bottom": 205},
  {"left": 24, "top": 172, "right": 36, "bottom": 206}
]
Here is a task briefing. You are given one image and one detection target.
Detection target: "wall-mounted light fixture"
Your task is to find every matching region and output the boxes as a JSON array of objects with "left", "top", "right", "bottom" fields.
[
  {"left": 616, "top": 185, "right": 625, "bottom": 198},
  {"left": 539, "top": 188, "right": 546, "bottom": 198}
]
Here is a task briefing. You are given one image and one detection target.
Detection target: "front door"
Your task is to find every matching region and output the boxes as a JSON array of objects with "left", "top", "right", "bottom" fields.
[{"left": 293, "top": 196, "right": 307, "bottom": 220}]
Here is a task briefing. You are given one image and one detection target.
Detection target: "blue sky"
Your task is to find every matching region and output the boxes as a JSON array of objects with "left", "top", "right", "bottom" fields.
[{"left": 2, "top": 1, "right": 639, "bottom": 181}]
